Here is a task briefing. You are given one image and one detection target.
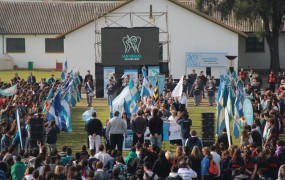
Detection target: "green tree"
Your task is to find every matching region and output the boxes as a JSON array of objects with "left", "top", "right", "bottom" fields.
[{"left": 196, "top": 0, "right": 285, "bottom": 71}]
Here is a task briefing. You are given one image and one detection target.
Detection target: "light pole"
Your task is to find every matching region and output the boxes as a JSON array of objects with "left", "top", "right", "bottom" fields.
[{"left": 225, "top": 55, "right": 237, "bottom": 73}]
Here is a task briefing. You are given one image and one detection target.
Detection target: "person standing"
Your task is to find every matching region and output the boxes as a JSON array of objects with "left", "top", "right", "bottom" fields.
[
  {"left": 217, "top": 128, "right": 231, "bottom": 149},
  {"left": 77, "top": 72, "right": 83, "bottom": 99},
  {"left": 85, "top": 78, "right": 94, "bottom": 107},
  {"left": 187, "top": 70, "right": 197, "bottom": 97},
  {"left": 13, "top": 73, "right": 21, "bottom": 83},
  {"left": 177, "top": 111, "right": 192, "bottom": 146},
  {"left": 27, "top": 72, "right": 36, "bottom": 84},
  {"left": 131, "top": 110, "right": 147, "bottom": 146},
  {"left": 149, "top": 108, "right": 163, "bottom": 148},
  {"left": 11, "top": 155, "right": 26, "bottom": 180},
  {"left": 45, "top": 120, "right": 60, "bottom": 151},
  {"left": 210, "top": 145, "right": 221, "bottom": 179},
  {"left": 106, "top": 111, "right": 128, "bottom": 152},
  {"left": 106, "top": 79, "right": 115, "bottom": 106},
  {"left": 47, "top": 74, "right": 55, "bottom": 84},
  {"left": 268, "top": 70, "right": 277, "bottom": 92},
  {"left": 84, "top": 70, "right": 93, "bottom": 83},
  {"left": 86, "top": 112, "right": 103, "bottom": 153}
]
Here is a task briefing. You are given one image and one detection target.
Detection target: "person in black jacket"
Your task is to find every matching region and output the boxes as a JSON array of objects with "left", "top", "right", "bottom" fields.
[
  {"left": 45, "top": 120, "right": 60, "bottom": 151},
  {"left": 149, "top": 108, "right": 163, "bottom": 148},
  {"left": 131, "top": 110, "right": 147, "bottom": 146},
  {"left": 85, "top": 112, "right": 103, "bottom": 153},
  {"left": 217, "top": 127, "right": 232, "bottom": 149}
]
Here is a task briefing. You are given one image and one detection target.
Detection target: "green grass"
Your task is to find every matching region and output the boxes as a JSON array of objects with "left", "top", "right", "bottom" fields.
[{"left": 0, "top": 70, "right": 61, "bottom": 83}]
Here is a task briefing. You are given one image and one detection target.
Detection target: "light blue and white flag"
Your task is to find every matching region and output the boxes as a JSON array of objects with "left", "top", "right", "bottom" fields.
[
  {"left": 141, "top": 77, "right": 151, "bottom": 97},
  {"left": 61, "top": 60, "right": 68, "bottom": 81},
  {"left": 82, "top": 107, "right": 95, "bottom": 122},
  {"left": 60, "top": 95, "right": 72, "bottom": 132},
  {"left": 129, "top": 80, "right": 140, "bottom": 102},
  {"left": 0, "top": 84, "right": 17, "bottom": 96},
  {"left": 112, "top": 86, "right": 132, "bottom": 113},
  {"left": 16, "top": 110, "right": 23, "bottom": 149}
]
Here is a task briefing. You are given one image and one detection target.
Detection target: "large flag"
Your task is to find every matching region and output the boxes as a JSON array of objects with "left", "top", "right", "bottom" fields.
[
  {"left": 60, "top": 95, "right": 72, "bottom": 132},
  {"left": 226, "top": 85, "right": 235, "bottom": 121},
  {"left": 219, "top": 84, "right": 228, "bottom": 107},
  {"left": 171, "top": 76, "right": 184, "bottom": 98},
  {"left": 141, "top": 77, "right": 151, "bottom": 97},
  {"left": 61, "top": 60, "right": 68, "bottom": 81},
  {"left": 153, "top": 78, "right": 159, "bottom": 102},
  {"left": 16, "top": 110, "right": 23, "bottom": 149},
  {"left": 216, "top": 103, "right": 226, "bottom": 135},
  {"left": 128, "top": 80, "right": 140, "bottom": 102},
  {"left": 82, "top": 107, "right": 95, "bottom": 122},
  {"left": 46, "top": 92, "right": 62, "bottom": 125},
  {"left": 225, "top": 108, "right": 232, "bottom": 147},
  {"left": 0, "top": 85, "right": 17, "bottom": 96},
  {"left": 216, "top": 75, "right": 224, "bottom": 103},
  {"left": 112, "top": 86, "right": 132, "bottom": 113}
]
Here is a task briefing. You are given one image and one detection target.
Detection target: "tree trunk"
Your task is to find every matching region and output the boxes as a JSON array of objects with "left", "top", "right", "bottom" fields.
[{"left": 267, "top": 34, "right": 281, "bottom": 72}]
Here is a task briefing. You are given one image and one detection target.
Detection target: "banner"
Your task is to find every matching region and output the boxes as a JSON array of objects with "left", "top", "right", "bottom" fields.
[
  {"left": 243, "top": 98, "right": 254, "bottom": 125},
  {"left": 168, "top": 120, "right": 182, "bottom": 140},
  {"left": 123, "top": 130, "right": 134, "bottom": 150},
  {"left": 124, "top": 69, "right": 138, "bottom": 84},
  {"left": 148, "top": 66, "right": 160, "bottom": 76},
  {"left": 171, "top": 76, "right": 184, "bottom": 97},
  {"left": 103, "top": 67, "right": 115, "bottom": 98},
  {"left": 186, "top": 52, "right": 228, "bottom": 67},
  {"left": 163, "top": 122, "right": 170, "bottom": 141},
  {"left": 148, "top": 75, "right": 165, "bottom": 95}
]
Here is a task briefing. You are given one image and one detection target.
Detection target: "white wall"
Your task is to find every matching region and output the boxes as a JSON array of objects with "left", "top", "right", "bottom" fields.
[
  {"left": 239, "top": 33, "right": 285, "bottom": 69},
  {"left": 65, "top": 22, "right": 96, "bottom": 76},
  {"left": 0, "top": 34, "right": 66, "bottom": 69}
]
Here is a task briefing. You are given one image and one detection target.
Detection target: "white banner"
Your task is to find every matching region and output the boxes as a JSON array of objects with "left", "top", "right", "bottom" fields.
[
  {"left": 103, "top": 67, "right": 115, "bottom": 98},
  {"left": 186, "top": 52, "right": 228, "bottom": 67},
  {"left": 168, "top": 120, "right": 182, "bottom": 140},
  {"left": 124, "top": 69, "right": 138, "bottom": 84}
]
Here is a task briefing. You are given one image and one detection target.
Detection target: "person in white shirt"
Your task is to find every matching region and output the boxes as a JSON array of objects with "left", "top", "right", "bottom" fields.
[
  {"left": 94, "top": 144, "right": 110, "bottom": 166},
  {"left": 177, "top": 160, "right": 197, "bottom": 180},
  {"left": 178, "top": 92, "right": 188, "bottom": 111},
  {"left": 210, "top": 145, "right": 221, "bottom": 178}
]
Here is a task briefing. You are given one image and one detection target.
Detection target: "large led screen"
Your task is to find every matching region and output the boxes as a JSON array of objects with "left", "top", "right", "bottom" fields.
[{"left": 101, "top": 27, "right": 159, "bottom": 66}]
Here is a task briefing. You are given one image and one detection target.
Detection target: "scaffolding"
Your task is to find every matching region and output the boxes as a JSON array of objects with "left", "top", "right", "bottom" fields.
[{"left": 94, "top": 8, "right": 171, "bottom": 72}]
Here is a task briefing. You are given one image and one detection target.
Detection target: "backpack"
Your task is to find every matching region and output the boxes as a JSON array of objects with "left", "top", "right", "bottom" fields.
[
  {"left": 136, "top": 156, "right": 148, "bottom": 172},
  {"left": 127, "top": 157, "right": 136, "bottom": 174},
  {"left": 144, "top": 172, "right": 156, "bottom": 180},
  {"left": 208, "top": 159, "right": 219, "bottom": 176}
]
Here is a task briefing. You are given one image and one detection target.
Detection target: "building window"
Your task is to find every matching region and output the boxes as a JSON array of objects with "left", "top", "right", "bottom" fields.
[
  {"left": 45, "top": 38, "right": 64, "bottom": 53},
  {"left": 246, "top": 36, "right": 264, "bottom": 52},
  {"left": 6, "top": 38, "right": 25, "bottom": 53}
]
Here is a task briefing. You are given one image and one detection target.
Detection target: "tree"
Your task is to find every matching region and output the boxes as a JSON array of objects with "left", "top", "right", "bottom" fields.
[{"left": 196, "top": 0, "right": 285, "bottom": 71}]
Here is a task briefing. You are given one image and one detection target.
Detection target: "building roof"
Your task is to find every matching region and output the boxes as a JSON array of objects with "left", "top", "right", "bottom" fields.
[
  {"left": 0, "top": 0, "right": 247, "bottom": 36},
  {"left": 0, "top": 1, "right": 126, "bottom": 34}
]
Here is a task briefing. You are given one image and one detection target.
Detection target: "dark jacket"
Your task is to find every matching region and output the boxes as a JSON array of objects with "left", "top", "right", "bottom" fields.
[
  {"left": 185, "top": 136, "right": 203, "bottom": 150},
  {"left": 27, "top": 76, "right": 36, "bottom": 83},
  {"left": 86, "top": 118, "right": 103, "bottom": 136},
  {"left": 218, "top": 133, "right": 231, "bottom": 148},
  {"left": 131, "top": 116, "right": 147, "bottom": 134},
  {"left": 148, "top": 116, "right": 163, "bottom": 136},
  {"left": 85, "top": 81, "right": 94, "bottom": 92},
  {"left": 45, "top": 125, "right": 60, "bottom": 144},
  {"left": 177, "top": 118, "right": 192, "bottom": 139},
  {"left": 152, "top": 158, "right": 172, "bottom": 178},
  {"left": 94, "top": 170, "right": 110, "bottom": 180}
]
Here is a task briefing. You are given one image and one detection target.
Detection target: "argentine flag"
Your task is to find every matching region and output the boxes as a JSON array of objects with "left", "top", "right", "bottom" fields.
[
  {"left": 61, "top": 60, "right": 68, "bottom": 81},
  {"left": 60, "top": 95, "right": 72, "bottom": 132},
  {"left": 140, "top": 77, "right": 151, "bottom": 97},
  {"left": 129, "top": 80, "right": 140, "bottom": 102},
  {"left": 0, "top": 85, "right": 17, "bottom": 96}
]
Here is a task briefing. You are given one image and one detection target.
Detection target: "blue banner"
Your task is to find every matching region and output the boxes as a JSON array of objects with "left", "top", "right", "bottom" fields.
[
  {"left": 243, "top": 98, "right": 253, "bottom": 125},
  {"left": 0, "top": 85, "right": 17, "bottom": 96},
  {"left": 163, "top": 122, "right": 170, "bottom": 141}
]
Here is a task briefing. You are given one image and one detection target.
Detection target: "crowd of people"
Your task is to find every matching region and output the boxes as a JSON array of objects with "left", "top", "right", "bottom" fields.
[{"left": 0, "top": 69, "right": 285, "bottom": 180}]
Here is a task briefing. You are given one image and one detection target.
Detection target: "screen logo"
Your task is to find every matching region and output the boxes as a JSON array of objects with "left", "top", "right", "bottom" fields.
[{"left": 122, "top": 35, "right": 141, "bottom": 53}]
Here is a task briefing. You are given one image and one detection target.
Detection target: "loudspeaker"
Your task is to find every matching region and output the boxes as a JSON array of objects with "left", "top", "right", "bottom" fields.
[
  {"left": 29, "top": 118, "right": 45, "bottom": 149},
  {"left": 201, "top": 112, "right": 215, "bottom": 119},
  {"left": 206, "top": 67, "right": 211, "bottom": 77},
  {"left": 95, "top": 63, "right": 104, "bottom": 98}
]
